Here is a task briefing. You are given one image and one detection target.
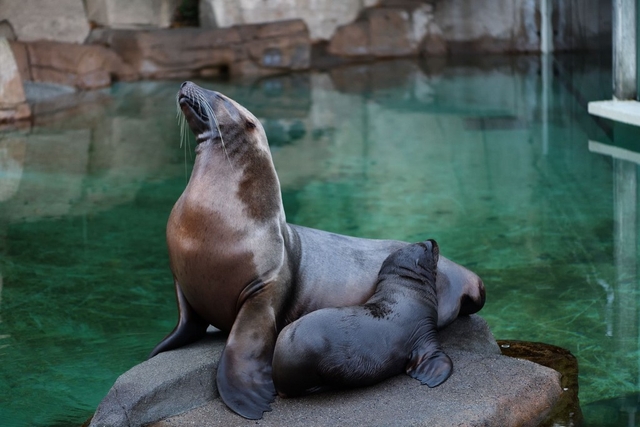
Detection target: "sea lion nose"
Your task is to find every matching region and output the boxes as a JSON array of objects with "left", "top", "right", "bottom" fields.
[{"left": 181, "top": 81, "right": 189, "bottom": 89}]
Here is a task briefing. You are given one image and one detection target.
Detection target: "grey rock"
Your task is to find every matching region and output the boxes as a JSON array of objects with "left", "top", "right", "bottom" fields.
[
  {"left": 198, "top": 0, "right": 377, "bottom": 41},
  {"left": 0, "top": 0, "right": 90, "bottom": 44},
  {"left": 85, "top": 0, "right": 181, "bottom": 29},
  {"left": 90, "top": 315, "right": 563, "bottom": 427},
  {"left": 92, "top": 21, "right": 310, "bottom": 79},
  {"left": 90, "top": 334, "right": 225, "bottom": 427},
  {"left": 0, "top": 38, "right": 30, "bottom": 123}
]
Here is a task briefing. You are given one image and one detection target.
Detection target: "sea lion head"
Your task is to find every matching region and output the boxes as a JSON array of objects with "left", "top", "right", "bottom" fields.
[
  {"left": 380, "top": 239, "right": 485, "bottom": 328},
  {"left": 176, "top": 81, "right": 283, "bottom": 223},
  {"left": 177, "top": 81, "right": 270, "bottom": 158},
  {"left": 378, "top": 239, "right": 439, "bottom": 286}
]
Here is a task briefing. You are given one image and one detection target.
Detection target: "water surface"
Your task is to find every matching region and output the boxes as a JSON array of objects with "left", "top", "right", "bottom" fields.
[{"left": 1, "top": 54, "right": 634, "bottom": 426}]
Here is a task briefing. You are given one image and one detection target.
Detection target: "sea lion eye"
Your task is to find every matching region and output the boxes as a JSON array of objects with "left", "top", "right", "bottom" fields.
[{"left": 246, "top": 120, "right": 256, "bottom": 130}]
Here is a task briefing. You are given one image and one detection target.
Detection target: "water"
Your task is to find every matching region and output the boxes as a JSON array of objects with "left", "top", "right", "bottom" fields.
[{"left": 0, "top": 53, "right": 633, "bottom": 426}]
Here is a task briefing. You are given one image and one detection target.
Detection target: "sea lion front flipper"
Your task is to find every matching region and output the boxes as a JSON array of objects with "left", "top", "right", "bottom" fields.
[
  {"left": 406, "top": 346, "right": 453, "bottom": 388},
  {"left": 217, "top": 284, "right": 277, "bottom": 420},
  {"left": 405, "top": 318, "right": 453, "bottom": 388},
  {"left": 148, "top": 278, "right": 208, "bottom": 358}
]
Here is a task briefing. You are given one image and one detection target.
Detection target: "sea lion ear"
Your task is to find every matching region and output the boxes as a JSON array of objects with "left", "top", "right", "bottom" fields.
[{"left": 406, "top": 350, "right": 453, "bottom": 388}]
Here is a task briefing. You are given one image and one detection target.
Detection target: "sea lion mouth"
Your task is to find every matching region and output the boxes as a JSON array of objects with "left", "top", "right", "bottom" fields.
[
  {"left": 179, "top": 94, "right": 208, "bottom": 122},
  {"left": 176, "top": 82, "right": 224, "bottom": 145},
  {"left": 178, "top": 93, "right": 215, "bottom": 139}
]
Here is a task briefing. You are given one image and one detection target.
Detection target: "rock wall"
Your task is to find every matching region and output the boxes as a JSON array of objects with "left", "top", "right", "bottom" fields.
[
  {"left": 0, "top": 0, "right": 90, "bottom": 43},
  {"left": 554, "top": 0, "right": 612, "bottom": 51},
  {"left": 0, "top": 0, "right": 613, "bottom": 111},
  {"left": 85, "top": 0, "right": 181, "bottom": 29},
  {"left": 0, "top": 38, "right": 30, "bottom": 123},
  {"left": 434, "top": 0, "right": 540, "bottom": 53},
  {"left": 199, "top": 0, "right": 380, "bottom": 41},
  {"left": 89, "top": 19, "right": 311, "bottom": 79}
]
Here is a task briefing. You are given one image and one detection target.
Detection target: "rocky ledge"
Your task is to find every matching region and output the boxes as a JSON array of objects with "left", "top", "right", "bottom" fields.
[{"left": 88, "top": 316, "right": 564, "bottom": 427}]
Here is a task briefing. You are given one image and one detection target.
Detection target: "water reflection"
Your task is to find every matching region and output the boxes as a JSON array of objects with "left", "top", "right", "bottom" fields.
[
  {"left": 588, "top": 124, "right": 640, "bottom": 426},
  {"left": 0, "top": 54, "right": 621, "bottom": 426}
]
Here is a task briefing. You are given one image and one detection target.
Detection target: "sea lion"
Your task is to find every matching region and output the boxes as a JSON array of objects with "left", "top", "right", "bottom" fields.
[
  {"left": 272, "top": 239, "right": 452, "bottom": 397},
  {"left": 149, "top": 81, "right": 486, "bottom": 420}
]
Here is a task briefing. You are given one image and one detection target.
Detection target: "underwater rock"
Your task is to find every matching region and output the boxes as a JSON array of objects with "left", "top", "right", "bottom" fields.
[{"left": 498, "top": 340, "right": 582, "bottom": 427}]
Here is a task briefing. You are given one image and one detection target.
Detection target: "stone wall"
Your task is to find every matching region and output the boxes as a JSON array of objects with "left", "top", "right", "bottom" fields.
[
  {"left": 0, "top": 38, "right": 30, "bottom": 123},
  {"left": 0, "top": 0, "right": 613, "bottom": 120},
  {"left": 85, "top": 0, "right": 181, "bottom": 29},
  {"left": 199, "top": 0, "right": 380, "bottom": 41},
  {"left": 0, "top": 0, "right": 90, "bottom": 43}
]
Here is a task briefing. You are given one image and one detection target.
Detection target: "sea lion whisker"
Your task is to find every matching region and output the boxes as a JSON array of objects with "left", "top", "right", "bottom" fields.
[
  {"left": 196, "top": 91, "right": 232, "bottom": 167},
  {"left": 176, "top": 93, "right": 191, "bottom": 180}
]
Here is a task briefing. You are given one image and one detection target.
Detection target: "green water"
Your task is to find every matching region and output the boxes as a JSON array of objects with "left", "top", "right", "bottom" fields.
[{"left": 0, "top": 54, "right": 634, "bottom": 426}]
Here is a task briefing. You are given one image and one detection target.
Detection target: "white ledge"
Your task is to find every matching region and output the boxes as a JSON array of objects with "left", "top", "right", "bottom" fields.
[
  {"left": 588, "top": 100, "right": 640, "bottom": 127},
  {"left": 589, "top": 140, "right": 640, "bottom": 164}
]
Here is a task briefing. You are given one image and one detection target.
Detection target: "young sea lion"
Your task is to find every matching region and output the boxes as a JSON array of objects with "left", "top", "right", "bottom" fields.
[{"left": 272, "top": 239, "right": 452, "bottom": 397}]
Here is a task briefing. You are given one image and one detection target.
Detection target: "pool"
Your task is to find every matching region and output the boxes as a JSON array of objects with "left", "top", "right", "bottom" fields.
[{"left": 0, "top": 53, "right": 633, "bottom": 426}]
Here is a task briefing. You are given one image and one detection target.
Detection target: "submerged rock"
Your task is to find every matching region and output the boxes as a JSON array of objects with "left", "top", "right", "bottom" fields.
[
  {"left": 497, "top": 340, "right": 582, "bottom": 427},
  {"left": 89, "top": 316, "right": 563, "bottom": 427}
]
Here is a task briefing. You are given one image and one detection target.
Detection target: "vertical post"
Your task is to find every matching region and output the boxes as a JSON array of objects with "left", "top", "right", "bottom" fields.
[
  {"left": 540, "top": 0, "right": 553, "bottom": 154},
  {"left": 541, "top": 53, "right": 551, "bottom": 155},
  {"left": 540, "top": 0, "right": 554, "bottom": 53},
  {"left": 613, "top": 0, "right": 637, "bottom": 99},
  {"left": 612, "top": 158, "right": 639, "bottom": 390},
  {"left": 637, "top": 0, "right": 640, "bottom": 100}
]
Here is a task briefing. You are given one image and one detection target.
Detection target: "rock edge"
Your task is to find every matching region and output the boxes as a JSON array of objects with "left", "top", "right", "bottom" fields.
[{"left": 89, "top": 315, "right": 563, "bottom": 427}]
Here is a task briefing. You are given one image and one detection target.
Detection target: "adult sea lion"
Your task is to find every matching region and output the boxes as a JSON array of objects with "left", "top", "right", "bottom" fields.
[
  {"left": 273, "top": 239, "right": 452, "bottom": 397},
  {"left": 149, "top": 81, "right": 486, "bottom": 420}
]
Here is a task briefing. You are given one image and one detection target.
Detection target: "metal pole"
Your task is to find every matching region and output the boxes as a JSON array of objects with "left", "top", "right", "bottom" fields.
[
  {"left": 613, "top": 0, "right": 637, "bottom": 99},
  {"left": 540, "top": 0, "right": 554, "bottom": 53},
  {"left": 541, "top": 53, "right": 552, "bottom": 155}
]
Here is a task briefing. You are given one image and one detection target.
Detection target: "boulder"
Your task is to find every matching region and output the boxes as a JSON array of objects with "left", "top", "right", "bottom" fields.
[
  {"left": 328, "top": 5, "right": 438, "bottom": 58},
  {"left": 0, "top": 38, "right": 31, "bottom": 123},
  {"left": 89, "top": 316, "right": 564, "bottom": 427},
  {"left": 85, "top": 0, "right": 181, "bottom": 29},
  {"left": 93, "top": 20, "right": 310, "bottom": 78},
  {"left": 199, "top": 0, "right": 380, "bottom": 41},
  {"left": 0, "top": 0, "right": 90, "bottom": 44},
  {"left": 11, "top": 41, "right": 136, "bottom": 90}
]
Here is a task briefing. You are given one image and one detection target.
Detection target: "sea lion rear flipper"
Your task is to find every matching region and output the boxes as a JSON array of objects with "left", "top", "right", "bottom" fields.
[
  {"left": 148, "top": 279, "right": 208, "bottom": 359},
  {"left": 217, "top": 286, "right": 277, "bottom": 420},
  {"left": 406, "top": 348, "right": 453, "bottom": 388}
]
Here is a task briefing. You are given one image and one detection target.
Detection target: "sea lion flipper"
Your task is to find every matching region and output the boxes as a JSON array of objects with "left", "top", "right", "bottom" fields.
[
  {"left": 148, "top": 279, "right": 208, "bottom": 359},
  {"left": 217, "top": 287, "right": 277, "bottom": 420},
  {"left": 406, "top": 349, "right": 453, "bottom": 388}
]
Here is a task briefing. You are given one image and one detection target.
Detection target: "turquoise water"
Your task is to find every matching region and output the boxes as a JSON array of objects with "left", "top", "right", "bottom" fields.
[{"left": 0, "top": 54, "right": 633, "bottom": 426}]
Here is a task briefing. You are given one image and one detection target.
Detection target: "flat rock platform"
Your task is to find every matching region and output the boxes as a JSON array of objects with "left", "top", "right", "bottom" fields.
[{"left": 89, "top": 315, "right": 563, "bottom": 427}]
